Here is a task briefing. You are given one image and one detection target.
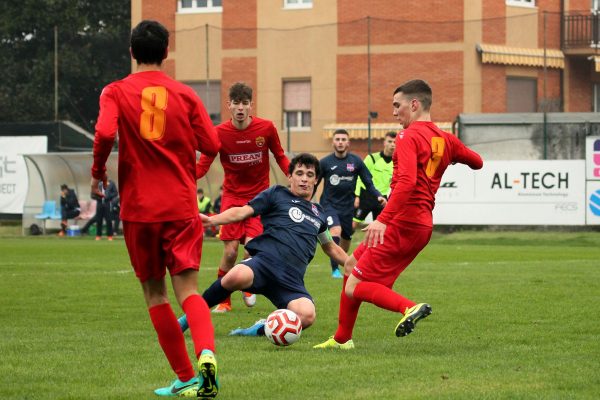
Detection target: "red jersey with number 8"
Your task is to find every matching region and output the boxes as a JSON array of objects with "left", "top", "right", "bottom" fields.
[
  {"left": 377, "top": 121, "right": 482, "bottom": 227},
  {"left": 92, "top": 71, "right": 220, "bottom": 222}
]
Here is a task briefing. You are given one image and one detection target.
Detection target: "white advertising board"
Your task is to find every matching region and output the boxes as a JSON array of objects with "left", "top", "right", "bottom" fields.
[
  {"left": 0, "top": 136, "right": 47, "bottom": 213},
  {"left": 586, "top": 136, "right": 600, "bottom": 181},
  {"left": 433, "top": 160, "right": 586, "bottom": 225},
  {"left": 586, "top": 181, "right": 600, "bottom": 225}
]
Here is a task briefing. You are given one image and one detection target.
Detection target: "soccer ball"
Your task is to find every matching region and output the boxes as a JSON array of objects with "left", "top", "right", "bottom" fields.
[{"left": 264, "top": 309, "right": 302, "bottom": 346}]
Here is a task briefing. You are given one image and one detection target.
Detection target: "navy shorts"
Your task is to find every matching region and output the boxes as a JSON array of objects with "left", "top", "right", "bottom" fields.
[
  {"left": 324, "top": 206, "right": 354, "bottom": 240},
  {"left": 353, "top": 193, "right": 384, "bottom": 222},
  {"left": 241, "top": 252, "right": 312, "bottom": 309}
]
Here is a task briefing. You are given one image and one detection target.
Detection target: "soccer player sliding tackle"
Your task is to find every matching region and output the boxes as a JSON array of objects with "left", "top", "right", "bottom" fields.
[{"left": 185, "top": 153, "right": 348, "bottom": 337}]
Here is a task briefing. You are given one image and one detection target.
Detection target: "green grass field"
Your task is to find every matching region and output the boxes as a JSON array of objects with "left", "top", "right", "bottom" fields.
[{"left": 1, "top": 231, "right": 599, "bottom": 399}]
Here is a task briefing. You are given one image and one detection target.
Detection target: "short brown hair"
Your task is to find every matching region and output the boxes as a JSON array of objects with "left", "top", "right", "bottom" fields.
[
  {"left": 229, "top": 82, "right": 253, "bottom": 102},
  {"left": 289, "top": 153, "right": 320, "bottom": 178},
  {"left": 333, "top": 128, "right": 349, "bottom": 136},
  {"left": 394, "top": 79, "right": 432, "bottom": 111}
]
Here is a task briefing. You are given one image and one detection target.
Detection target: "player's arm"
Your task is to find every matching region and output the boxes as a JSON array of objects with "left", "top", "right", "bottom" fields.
[
  {"left": 196, "top": 152, "right": 217, "bottom": 180},
  {"left": 201, "top": 205, "right": 254, "bottom": 227},
  {"left": 357, "top": 159, "right": 386, "bottom": 206},
  {"left": 268, "top": 123, "right": 291, "bottom": 174},
  {"left": 91, "top": 85, "right": 118, "bottom": 195},
  {"left": 190, "top": 97, "right": 221, "bottom": 179},
  {"left": 450, "top": 135, "right": 483, "bottom": 170},
  {"left": 319, "top": 229, "right": 349, "bottom": 266},
  {"left": 355, "top": 154, "right": 373, "bottom": 196}
]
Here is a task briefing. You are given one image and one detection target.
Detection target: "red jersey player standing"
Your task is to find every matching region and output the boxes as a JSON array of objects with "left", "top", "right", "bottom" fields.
[
  {"left": 314, "top": 79, "right": 483, "bottom": 349},
  {"left": 91, "top": 20, "right": 221, "bottom": 397},
  {"left": 192, "top": 82, "right": 290, "bottom": 314}
]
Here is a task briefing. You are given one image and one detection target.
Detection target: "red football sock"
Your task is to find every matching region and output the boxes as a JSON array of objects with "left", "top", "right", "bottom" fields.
[
  {"left": 334, "top": 275, "right": 361, "bottom": 344},
  {"left": 217, "top": 268, "right": 231, "bottom": 306},
  {"left": 148, "top": 303, "right": 195, "bottom": 382},
  {"left": 182, "top": 294, "right": 215, "bottom": 358},
  {"left": 352, "top": 281, "right": 416, "bottom": 314}
]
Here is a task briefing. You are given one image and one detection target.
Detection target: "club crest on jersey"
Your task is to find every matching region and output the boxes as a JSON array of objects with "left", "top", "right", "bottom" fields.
[
  {"left": 255, "top": 136, "right": 265, "bottom": 147},
  {"left": 346, "top": 163, "right": 355, "bottom": 172},
  {"left": 289, "top": 207, "right": 305, "bottom": 223},
  {"left": 311, "top": 204, "right": 319, "bottom": 216}
]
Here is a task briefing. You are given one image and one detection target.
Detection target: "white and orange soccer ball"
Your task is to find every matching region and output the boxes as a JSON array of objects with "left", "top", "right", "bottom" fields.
[{"left": 264, "top": 309, "right": 302, "bottom": 346}]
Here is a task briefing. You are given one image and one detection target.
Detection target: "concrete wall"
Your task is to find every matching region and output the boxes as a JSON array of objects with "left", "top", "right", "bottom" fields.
[{"left": 458, "top": 113, "right": 600, "bottom": 160}]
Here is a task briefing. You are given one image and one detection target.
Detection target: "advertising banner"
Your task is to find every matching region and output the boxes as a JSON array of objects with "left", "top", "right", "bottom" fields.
[
  {"left": 586, "top": 181, "right": 600, "bottom": 225},
  {"left": 433, "top": 160, "right": 586, "bottom": 225},
  {"left": 0, "top": 136, "right": 47, "bottom": 213},
  {"left": 586, "top": 136, "right": 600, "bottom": 181}
]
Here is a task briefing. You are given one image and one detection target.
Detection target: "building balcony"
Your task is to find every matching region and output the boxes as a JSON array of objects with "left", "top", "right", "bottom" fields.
[{"left": 562, "top": 12, "right": 600, "bottom": 55}]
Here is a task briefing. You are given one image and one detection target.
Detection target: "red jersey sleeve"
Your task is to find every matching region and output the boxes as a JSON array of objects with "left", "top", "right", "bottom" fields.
[
  {"left": 376, "top": 135, "right": 418, "bottom": 225},
  {"left": 449, "top": 134, "right": 483, "bottom": 170},
  {"left": 190, "top": 98, "right": 220, "bottom": 179},
  {"left": 92, "top": 84, "right": 119, "bottom": 179},
  {"left": 267, "top": 123, "right": 290, "bottom": 175},
  {"left": 196, "top": 152, "right": 217, "bottom": 179},
  {"left": 190, "top": 100, "right": 220, "bottom": 164}
]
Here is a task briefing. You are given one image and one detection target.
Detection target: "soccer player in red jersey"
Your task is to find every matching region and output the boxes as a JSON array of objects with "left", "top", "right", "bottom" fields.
[
  {"left": 315, "top": 79, "right": 483, "bottom": 349},
  {"left": 91, "top": 20, "right": 221, "bottom": 397},
  {"left": 194, "top": 82, "right": 290, "bottom": 313}
]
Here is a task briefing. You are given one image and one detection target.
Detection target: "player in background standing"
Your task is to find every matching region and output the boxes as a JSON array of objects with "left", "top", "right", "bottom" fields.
[
  {"left": 314, "top": 79, "right": 483, "bottom": 350},
  {"left": 352, "top": 131, "right": 396, "bottom": 230},
  {"left": 91, "top": 20, "right": 221, "bottom": 397},
  {"left": 317, "top": 129, "right": 386, "bottom": 278},
  {"left": 185, "top": 82, "right": 290, "bottom": 314}
]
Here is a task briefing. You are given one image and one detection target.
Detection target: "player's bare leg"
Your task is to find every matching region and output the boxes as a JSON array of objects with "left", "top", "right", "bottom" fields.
[
  {"left": 209, "top": 264, "right": 262, "bottom": 337},
  {"left": 340, "top": 238, "right": 351, "bottom": 253},
  {"left": 287, "top": 297, "right": 316, "bottom": 329}
]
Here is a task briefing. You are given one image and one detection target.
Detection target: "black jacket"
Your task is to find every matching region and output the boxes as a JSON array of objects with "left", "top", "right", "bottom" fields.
[{"left": 61, "top": 189, "right": 80, "bottom": 211}]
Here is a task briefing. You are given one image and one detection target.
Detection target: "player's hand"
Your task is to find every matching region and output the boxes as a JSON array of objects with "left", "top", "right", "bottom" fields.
[
  {"left": 91, "top": 175, "right": 108, "bottom": 198},
  {"left": 200, "top": 213, "right": 214, "bottom": 227},
  {"left": 362, "top": 219, "right": 386, "bottom": 248},
  {"left": 377, "top": 196, "right": 387, "bottom": 207}
]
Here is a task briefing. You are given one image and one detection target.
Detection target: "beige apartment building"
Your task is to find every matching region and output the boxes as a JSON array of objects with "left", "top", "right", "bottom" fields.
[{"left": 132, "top": 0, "right": 599, "bottom": 156}]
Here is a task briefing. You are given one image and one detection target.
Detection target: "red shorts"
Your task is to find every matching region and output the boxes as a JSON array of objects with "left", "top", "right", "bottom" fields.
[
  {"left": 123, "top": 215, "right": 204, "bottom": 282},
  {"left": 218, "top": 196, "right": 263, "bottom": 241},
  {"left": 352, "top": 222, "right": 432, "bottom": 288}
]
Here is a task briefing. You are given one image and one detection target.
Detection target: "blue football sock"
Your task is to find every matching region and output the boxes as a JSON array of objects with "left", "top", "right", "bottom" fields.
[
  {"left": 178, "top": 314, "right": 189, "bottom": 332},
  {"left": 202, "top": 278, "right": 233, "bottom": 308}
]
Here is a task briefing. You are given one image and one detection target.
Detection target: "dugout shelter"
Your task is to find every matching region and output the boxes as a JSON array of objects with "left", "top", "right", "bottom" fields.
[{"left": 22, "top": 152, "right": 291, "bottom": 235}]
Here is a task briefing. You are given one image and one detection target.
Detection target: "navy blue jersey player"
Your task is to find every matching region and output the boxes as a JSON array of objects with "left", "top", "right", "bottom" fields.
[
  {"left": 317, "top": 129, "right": 386, "bottom": 278},
  {"left": 178, "top": 153, "right": 349, "bottom": 336}
]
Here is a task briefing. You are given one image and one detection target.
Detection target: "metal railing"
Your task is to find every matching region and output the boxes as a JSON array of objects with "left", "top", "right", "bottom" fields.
[{"left": 563, "top": 12, "right": 600, "bottom": 49}]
